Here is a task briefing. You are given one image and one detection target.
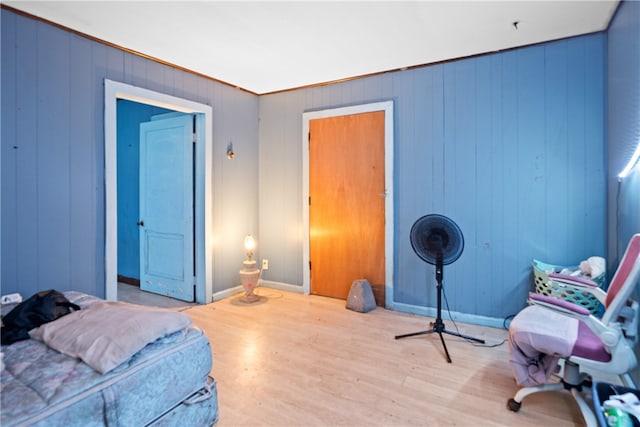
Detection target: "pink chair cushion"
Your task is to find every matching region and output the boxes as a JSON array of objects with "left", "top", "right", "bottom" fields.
[{"left": 571, "top": 321, "right": 611, "bottom": 362}]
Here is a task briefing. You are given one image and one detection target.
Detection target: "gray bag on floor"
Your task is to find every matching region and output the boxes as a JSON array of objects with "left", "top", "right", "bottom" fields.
[{"left": 346, "top": 279, "right": 377, "bottom": 313}]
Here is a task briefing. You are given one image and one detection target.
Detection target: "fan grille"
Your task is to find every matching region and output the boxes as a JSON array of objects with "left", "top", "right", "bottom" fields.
[{"left": 410, "top": 214, "right": 464, "bottom": 265}]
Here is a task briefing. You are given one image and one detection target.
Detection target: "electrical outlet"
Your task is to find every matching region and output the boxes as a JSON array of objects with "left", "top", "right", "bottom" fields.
[{"left": 262, "top": 259, "right": 269, "bottom": 270}]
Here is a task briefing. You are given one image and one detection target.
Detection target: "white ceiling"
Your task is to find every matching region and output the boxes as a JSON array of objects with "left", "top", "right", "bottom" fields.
[{"left": 4, "top": 1, "right": 619, "bottom": 94}]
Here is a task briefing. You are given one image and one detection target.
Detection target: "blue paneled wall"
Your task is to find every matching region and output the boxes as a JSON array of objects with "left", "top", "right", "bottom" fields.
[
  {"left": 258, "top": 34, "right": 607, "bottom": 320},
  {"left": 1, "top": 9, "right": 260, "bottom": 298},
  {"left": 607, "top": 0, "right": 640, "bottom": 385},
  {"left": 608, "top": 0, "right": 640, "bottom": 266},
  {"left": 2, "top": 7, "right": 618, "bottom": 325}
]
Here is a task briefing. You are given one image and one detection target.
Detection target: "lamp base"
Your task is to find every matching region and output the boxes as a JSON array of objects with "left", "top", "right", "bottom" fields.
[{"left": 239, "top": 268, "right": 261, "bottom": 303}]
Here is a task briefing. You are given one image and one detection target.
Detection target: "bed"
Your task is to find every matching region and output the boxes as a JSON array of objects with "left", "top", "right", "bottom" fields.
[{"left": 1, "top": 291, "right": 218, "bottom": 426}]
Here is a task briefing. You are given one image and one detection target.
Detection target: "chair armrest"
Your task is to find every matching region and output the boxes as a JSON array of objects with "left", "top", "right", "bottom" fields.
[
  {"left": 529, "top": 292, "right": 591, "bottom": 316},
  {"left": 528, "top": 293, "right": 621, "bottom": 347},
  {"left": 548, "top": 273, "right": 608, "bottom": 304},
  {"left": 548, "top": 273, "right": 598, "bottom": 288}
]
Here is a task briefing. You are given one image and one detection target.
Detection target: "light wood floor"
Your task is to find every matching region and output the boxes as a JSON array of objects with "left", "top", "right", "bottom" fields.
[{"left": 183, "top": 289, "right": 597, "bottom": 427}]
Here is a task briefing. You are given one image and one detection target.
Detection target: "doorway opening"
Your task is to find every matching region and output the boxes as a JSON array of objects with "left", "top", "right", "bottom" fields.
[
  {"left": 301, "top": 101, "right": 394, "bottom": 306},
  {"left": 104, "top": 79, "right": 213, "bottom": 304}
]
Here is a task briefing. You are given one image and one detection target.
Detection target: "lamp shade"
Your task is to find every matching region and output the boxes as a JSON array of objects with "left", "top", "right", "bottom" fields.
[{"left": 244, "top": 235, "right": 256, "bottom": 252}]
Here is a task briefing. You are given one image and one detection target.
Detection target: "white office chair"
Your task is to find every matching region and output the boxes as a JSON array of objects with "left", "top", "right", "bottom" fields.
[{"left": 507, "top": 234, "right": 640, "bottom": 426}]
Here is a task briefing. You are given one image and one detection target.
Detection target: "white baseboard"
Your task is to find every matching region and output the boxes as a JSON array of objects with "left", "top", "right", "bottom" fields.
[
  {"left": 211, "top": 285, "right": 243, "bottom": 302},
  {"left": 211, "top": 281, "right": 509, "bottom": 330},
  {"left": 211, "top": 280, "right": 305, "bottom": 302},
  {"left": 388, "top": 301, "right": 508, "bottom": 330},
  {"left": 258, "top": 280, "right": 305, "bottom": 294}
]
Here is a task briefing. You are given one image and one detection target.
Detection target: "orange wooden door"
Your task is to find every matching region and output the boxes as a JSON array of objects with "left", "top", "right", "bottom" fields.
[{"left": 309, "top": 111, "right": 385, "bottom": 299}]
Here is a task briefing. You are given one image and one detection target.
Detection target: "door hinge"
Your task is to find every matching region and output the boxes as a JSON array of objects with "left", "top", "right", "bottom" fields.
[
  {"left": 309, "top": 261, "right": 312, "bottom": 271},
  {"left": 192, "top": 133, "right": 197, "bottom": 143},
  {"left": 309, "top": 196, "right": 311, "bottom": 205}
]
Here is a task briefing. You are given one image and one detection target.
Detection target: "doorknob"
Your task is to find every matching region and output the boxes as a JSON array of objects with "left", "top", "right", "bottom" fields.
[
  {"left": 137, "top": 221, "right": 144, "bottom": 226},
  {"left": 379, "top": 191, "right": 388, "bottom": 198}
]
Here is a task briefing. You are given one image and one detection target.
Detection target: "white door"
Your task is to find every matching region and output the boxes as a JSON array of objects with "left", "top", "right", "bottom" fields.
[{"left": 139, "top": 115, "right": 194, "bottom": 301}]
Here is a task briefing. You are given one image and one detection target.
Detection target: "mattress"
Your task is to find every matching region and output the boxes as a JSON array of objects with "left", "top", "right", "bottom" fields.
[{"left": 1, "top": 292, "right": 218, "bottom": 426}]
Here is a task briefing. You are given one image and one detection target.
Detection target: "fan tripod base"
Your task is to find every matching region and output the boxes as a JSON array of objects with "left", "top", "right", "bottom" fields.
[{"left": 395, "top": 318, "right": 485, "bottom": 363}]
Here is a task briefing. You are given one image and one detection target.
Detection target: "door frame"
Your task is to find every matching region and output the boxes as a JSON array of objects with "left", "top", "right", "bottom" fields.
[
  {"left": 302, "top": 101, "right": 394, "bottom": 306},
  {"left": 104, "top": 79, "right": 213, "bottom": 304}
]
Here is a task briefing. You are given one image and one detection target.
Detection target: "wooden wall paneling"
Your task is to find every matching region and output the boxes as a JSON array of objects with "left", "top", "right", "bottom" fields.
[
  {"left": 15, "top": 14, "right": 40, "bottom": 295},
  {"left": 36, "top": 22, "right": 71, "bottom": 290},
  {"left": 395, "top": 69, "right": 416, "bottom": 217},
  {"left": 409, "top": 68, "right": 428, "bottom": 214},
  {"left": 258, "top": 94, "right": 289, "bottom": 287},
  {"left": 69, "top": 35, "right": 96, "bottom": 292},
  {"left": 210, "top": 84, "right": 260, "bottom": 292},
  {"left": 260, "top": 32, "right": 602, "bottom": 315},
  {"left": 92, "top": 43, "right": 109, "bottom": 294},
  {"left": 473, "top": 55, "right": 494, "bottom": 316},
  {"left": 544, "top": 41, "right": 570, "bottom": 262},
  {"left": 393, "top": 70, "right": 422, "bottom": 305},
  {"left": 2, "top": 8, "right": 609, "bottom": 321},
  {"left": 519, "top": 49, "right": 546, "bottom": 294},
  {"left": 441, "top": 62, "right": 456, "bottom": 218},
  {"left": 180, "top": 71, "right": 201, "bottom": 103},
  {"left": 380, "top": 72, "right": 395, "bottom": 102},
  {"left": 508, "top": 46, "right": 547, "bottom": 306},
  {"left": 210, "top": 84, "right": 227, "bottom": 294},
  {"left": 173, "top": 67, "right": 185, "bottom": 98},
  {"left": 361, "top": 75, "right": 383, "bottom": 102},
  {"left": 409, "top": 68, "right": 432, "bottom": 217},
  {"left": 607, "top": 1, "right": 640, "bottom": 270},
  {"left": 499, "top": 50, "right": 525, "bottom": 315},
  {"left": 254, "top": 34, "right": 606, "bottom": 321},
  {"left": 429, "top": 66, "right": 446, "bottom": 214},
  {"left": 121, "top": 52, "right": 133, "bottom": 86},
  {"left": 515, "top": 45, "right": 546, "bottom": 297},
  {"left": 489, "top": 54, "right": 508, "bottom": 314},
  {"left": 106, "top": 46, "right": 125, "bottom": 83},
  {"left": 581, "top": 35, "right": 607, "bottom": 259},
  {"left": 357, "top": 75, "right": 375, "bottom": 101},
  {"left": 2, "top": 9, "right": 262, "bottom": 298},
  {"left": 401, "top": 70, "right": 430, "bottom": 305},
  {"left": 281, "top": 92, "right": 305, "bottom": 286},
  {"left": 443, "top": 60, "right": 467, "bottom": 312},
  {"left": 566, "top": 38, "right": 590, "bottom": 259},
  {"left": 425, "top": 66, "right": 446, "bottom": 307},
  {"left": 2, "top": 11, "right": 18, "bottom": 288},
  {"left": 145, "top": 59, "right": 168, "bottom": 95},
  {"left": 162, "top": 65, "right": 175, "bottom": 96},
  {"left": 131, "top": 54, "right": 148, "bottom": 88}
]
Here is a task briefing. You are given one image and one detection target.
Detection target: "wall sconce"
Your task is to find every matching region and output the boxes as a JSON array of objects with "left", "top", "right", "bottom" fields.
[{"left": 227, "top": 141, "right": 235, "bottom": 159}]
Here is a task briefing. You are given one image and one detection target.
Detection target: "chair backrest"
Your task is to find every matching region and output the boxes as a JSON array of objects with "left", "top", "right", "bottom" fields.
[{"left": 602, "top": 234, "right": 640, "bottom": 326}]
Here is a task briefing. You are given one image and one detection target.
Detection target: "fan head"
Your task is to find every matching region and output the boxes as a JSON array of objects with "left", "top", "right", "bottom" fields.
[{"left": 410, "top": 214, "right": 464, "bottom": 266}]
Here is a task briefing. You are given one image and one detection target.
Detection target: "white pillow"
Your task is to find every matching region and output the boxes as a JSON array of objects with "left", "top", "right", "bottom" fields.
[{"left": 29, "top": 301, "right": 191, "bottom": 374}]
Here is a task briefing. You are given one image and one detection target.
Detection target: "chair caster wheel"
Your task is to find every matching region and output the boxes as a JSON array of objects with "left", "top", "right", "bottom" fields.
[{"left": 507, "top": 398, "right": 521, "bottom": 412}]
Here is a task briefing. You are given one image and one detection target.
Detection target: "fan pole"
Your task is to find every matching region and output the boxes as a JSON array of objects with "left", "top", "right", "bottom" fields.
[{"left": 395, "top": 258, "right": 485, "bottom": 363}]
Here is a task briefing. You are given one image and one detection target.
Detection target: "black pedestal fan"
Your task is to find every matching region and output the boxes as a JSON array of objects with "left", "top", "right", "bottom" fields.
[{"left": 395, "top": 214, "right": 485, "bottom": 363}]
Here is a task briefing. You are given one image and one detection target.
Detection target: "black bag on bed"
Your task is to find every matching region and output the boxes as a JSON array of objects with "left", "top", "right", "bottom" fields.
[{"left": 1, "top": 289, "right": 80, "bottom": 345}]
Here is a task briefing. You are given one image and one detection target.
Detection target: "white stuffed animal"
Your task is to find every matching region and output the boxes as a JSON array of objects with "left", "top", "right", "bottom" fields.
[{"left": 580, "top": 256, "right": 606, "bottom": 279}]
